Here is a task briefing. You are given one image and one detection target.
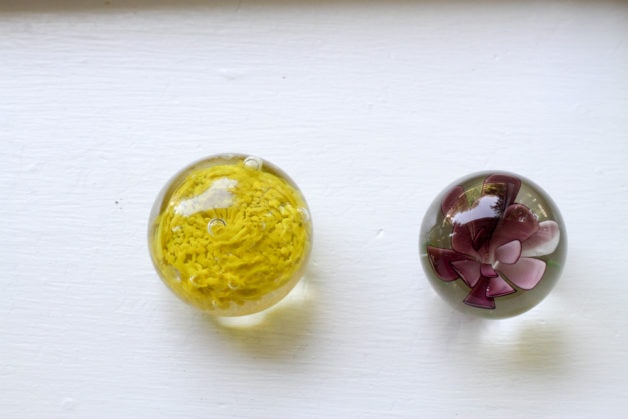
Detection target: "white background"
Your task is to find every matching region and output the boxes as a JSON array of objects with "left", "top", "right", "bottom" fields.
[{"left": 1, "top": 1, "right": 627, "bottom": 417}]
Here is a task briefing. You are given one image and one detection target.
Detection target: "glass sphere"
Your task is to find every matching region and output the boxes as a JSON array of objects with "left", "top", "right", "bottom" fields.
[
  {"left": 419, "top": 172, "right": 567, "bottom": 318},
  {"left": 148, "top": 154, "right": 312, "bottom": 316}
]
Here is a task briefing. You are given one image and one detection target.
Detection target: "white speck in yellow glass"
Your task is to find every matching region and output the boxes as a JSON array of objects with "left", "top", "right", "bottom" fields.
[{"left": 148, "top": 154, "right": 312, "bottom": 316}]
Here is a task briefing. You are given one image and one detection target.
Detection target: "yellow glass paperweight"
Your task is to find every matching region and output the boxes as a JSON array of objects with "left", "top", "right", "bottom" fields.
[{"left": 148, "top": 154, "right": 312, "bottom": 316}]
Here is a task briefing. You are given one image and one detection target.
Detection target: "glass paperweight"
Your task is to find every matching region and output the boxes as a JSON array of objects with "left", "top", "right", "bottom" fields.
[
  {"left": 419, "top": 172, "right": 567, "bottom": 318},
  {"left": 148, "top": 154, "right": 312, "bottom": 316}
]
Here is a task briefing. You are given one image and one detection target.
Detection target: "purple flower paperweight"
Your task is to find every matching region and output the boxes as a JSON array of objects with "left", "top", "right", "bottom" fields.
[{"left": 419, "top": 172, "right": 567, "bottom": 318}]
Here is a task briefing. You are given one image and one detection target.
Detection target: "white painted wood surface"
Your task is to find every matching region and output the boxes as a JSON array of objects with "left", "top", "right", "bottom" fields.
[{"left": 2, "top": 1, "right": 627, "bottom": 417}]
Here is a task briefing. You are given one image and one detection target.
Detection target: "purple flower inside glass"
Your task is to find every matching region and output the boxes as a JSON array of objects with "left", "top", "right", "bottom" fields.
[{"left": 420, "top": 172, "right": 567, "bottom": 318}]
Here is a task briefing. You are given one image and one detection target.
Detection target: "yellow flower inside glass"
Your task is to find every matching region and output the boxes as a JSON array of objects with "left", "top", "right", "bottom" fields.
[{"left": 148, "top": 154, "right": 312, "bottom": 316}]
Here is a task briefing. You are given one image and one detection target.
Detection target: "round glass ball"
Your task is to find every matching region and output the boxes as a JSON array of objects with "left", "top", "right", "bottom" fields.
[
  {"left": 419, "top": 171, "right": 567, "bottom": 318},
  {"left": 148, "top": 154, "right": 313, "bottom": 316}
]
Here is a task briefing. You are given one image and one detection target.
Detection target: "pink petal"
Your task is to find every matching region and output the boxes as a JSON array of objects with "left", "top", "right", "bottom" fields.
[
  {"left": 464, "top": 277, "right": 495, "bottom": 309},
  {"left": 521, "top": 221, "right": 560, "bottom": 257},
  {"left": 471, "top": 227, "right": 491, "bottom": 253},
  {"left": 451, "top": 218, "right": 497, "bottom": 260},
  {"left": 450, "top": 195, "right": 503, "bottom": 260},
  {"left": 482, "top": 174, "right": 521, "bottom": 208},
  {"left": 495, "top": 240, "right": 522, "bottom": 264},
  {"left": 451, "top": 259, "right": 482, "bottom": 287},
  {"left": 486, "top": 276, "right": 516, "bottom": 297},
  {"left": 480, "top": 264, "right": 498, "bottom": 277},
  {"left": 427, "top": 246, "right": 467, "bottom": 281},
  {"left": 441, "top": 185, "right": 468, "bottom": 218},
  {"left": 491, "top": 204, "right": 539, "bottom": 248},
  {"left": 497, "top": 257, "right": 546, "bottom": 290},
  {"left": 451, "top": 223, "right": 480, "bottom": 260}
]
